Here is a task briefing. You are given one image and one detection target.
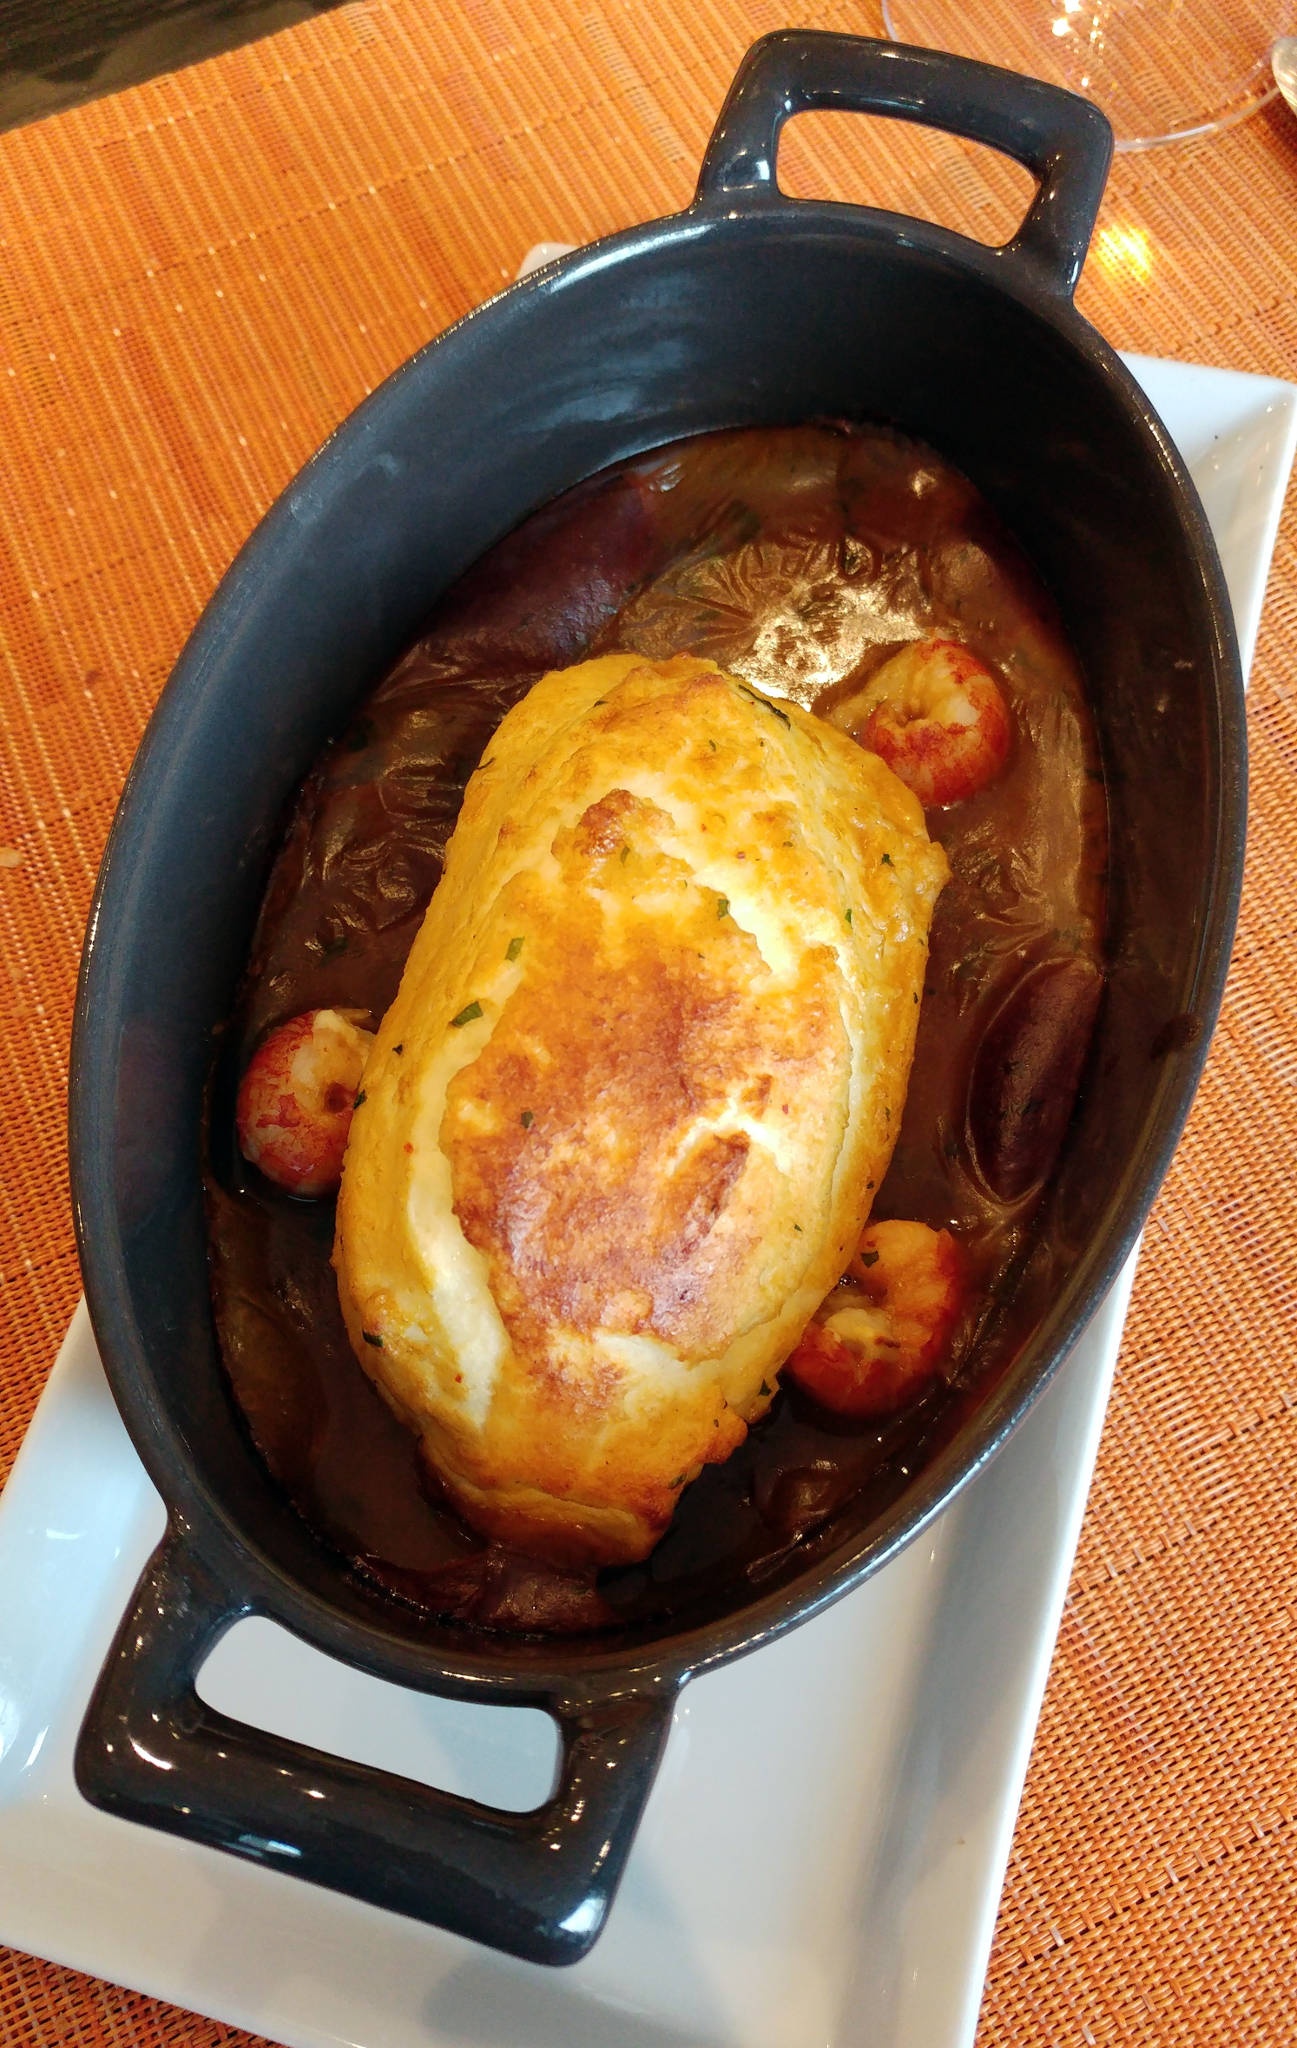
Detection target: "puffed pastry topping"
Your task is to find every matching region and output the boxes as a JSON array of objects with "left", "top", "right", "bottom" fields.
[{"left": 334, "top": 652, "right": 948, "bottom": 1566}]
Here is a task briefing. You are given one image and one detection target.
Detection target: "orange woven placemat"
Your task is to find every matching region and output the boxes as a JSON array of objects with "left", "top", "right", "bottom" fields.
[{"left": 2, "top": 4, "right": 1295, "bottom": 2043}]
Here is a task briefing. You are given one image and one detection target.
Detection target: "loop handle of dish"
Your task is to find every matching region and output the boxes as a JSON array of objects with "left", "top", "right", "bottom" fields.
[
  {"left": 694, "top": 29, "right": 1113, "bottom": 298},
  {"left": 74, "top": 1522, "right": 676, "bottom": 1965}
]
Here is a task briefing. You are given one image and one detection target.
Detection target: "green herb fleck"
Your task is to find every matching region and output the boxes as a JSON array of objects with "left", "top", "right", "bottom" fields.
[
  {"left": 844, "top": 907, "right": 853, "bottom": 927},
  {"left": 734, "top": 679, "right": 791, "bottom": 728},
  {"left": 866, "top": 1180, "right": 875, "bottom": 1191},
  {"left": 478, "top": 756, "right": 495, "bottom": 770},
  {"left": 506, "top": 935, "right": 524, "bottom": 962},
  {"left": 520, "top": 1109, "right": 534, "bottom": 1129},
  {"left": 451, "top": 1000, "right": 483, "bottom": 1028},
  {"left": 793, "top": 1223, "right": 803, "bottom": 1233},
  {"left": 717, "top": 896, "right": 730, "bottom": 919},
  {"left": 393, "top": 1042, "right": 404, "bottom": 1054},
  {"left": 759, "top": 1379, "right": 771, "bottom": 1397},
  {"left": 708, "top": 738, "right": 717, "bottom": 751},
  {"left": 353, "top": 1090, "right": 366, "bottom": 1109},
  {"left": 859, "top": 1250, "right": 880, "bottom": 1269},
  {"left": 620, "top": 843, "right": 630, "bottom": 863},
  {"left": 669, "top": 1472, "right": 686, "bottom": 1488},
  {"left": 881, "top": 851, "right": 893, "bottom": 867},
  {"left": 362, "top": 1329, "right": 384, "bottom": 1348}
]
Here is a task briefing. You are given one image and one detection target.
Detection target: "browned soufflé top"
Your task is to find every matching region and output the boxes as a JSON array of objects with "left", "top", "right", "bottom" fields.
[{"left": 333, "top": 650, "right": 943, "bottom": 1564}]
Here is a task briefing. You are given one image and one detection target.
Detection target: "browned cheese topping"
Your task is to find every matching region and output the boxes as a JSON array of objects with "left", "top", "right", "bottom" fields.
[{"left": 333, "top": 653, "right": 947, "bottom": 1565}]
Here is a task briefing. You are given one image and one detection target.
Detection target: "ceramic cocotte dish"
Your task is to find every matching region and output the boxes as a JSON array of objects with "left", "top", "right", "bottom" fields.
[{"left": 69, "top": 31, "right": 1245, "bottom": 1968}]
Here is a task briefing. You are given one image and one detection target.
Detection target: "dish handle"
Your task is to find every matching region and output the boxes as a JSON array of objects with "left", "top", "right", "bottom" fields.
[
  {"left": 694, "top": 28, "right": 1113, "bottom": 298},
  {"left": 74, "top": 1523, "right": 676, "bottom": 1965}
]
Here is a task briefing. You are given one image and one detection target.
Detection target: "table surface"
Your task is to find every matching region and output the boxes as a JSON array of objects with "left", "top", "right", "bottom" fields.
[{"left": 1, "top": 5, "right": 1295, "bottom": 2043}]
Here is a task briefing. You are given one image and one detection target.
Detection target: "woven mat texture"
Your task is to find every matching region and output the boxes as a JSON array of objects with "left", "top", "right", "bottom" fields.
[{"left": 2, "top": 1, "right": 1295, "bottom": 2042}]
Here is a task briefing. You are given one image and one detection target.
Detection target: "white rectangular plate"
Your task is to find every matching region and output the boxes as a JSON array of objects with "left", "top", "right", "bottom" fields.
[{"left": 1, "top": 353, "right": 1292, "bottom": 2048}]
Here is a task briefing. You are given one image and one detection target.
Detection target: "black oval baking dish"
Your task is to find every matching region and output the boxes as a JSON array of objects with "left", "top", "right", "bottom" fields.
[{"left": 70, "top": 31, "right": 1245, "bottom": 1966}]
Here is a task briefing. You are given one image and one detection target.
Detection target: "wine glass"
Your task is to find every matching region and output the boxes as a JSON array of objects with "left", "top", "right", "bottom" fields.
[{"left": 880, "top": 0, "right": 1293, "bottom": 148}]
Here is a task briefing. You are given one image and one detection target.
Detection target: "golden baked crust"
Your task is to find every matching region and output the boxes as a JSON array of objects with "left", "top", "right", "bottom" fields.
[{"left": 334, "top": 652, "right": 948, "bottom": 1566}]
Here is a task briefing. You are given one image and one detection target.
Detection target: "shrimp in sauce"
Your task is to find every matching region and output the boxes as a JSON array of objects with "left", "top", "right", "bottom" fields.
[
  {"left": 236, "top": 1008, "right": 374, "bottom": 1197},
  {"left": 786, "top": 1220, "right": 968, "bottom": 1419},
  {"left": 849, "top": 635, "right": 1011, "bottom": 807}
]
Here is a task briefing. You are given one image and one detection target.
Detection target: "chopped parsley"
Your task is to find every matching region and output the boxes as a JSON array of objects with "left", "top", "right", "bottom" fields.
[
  {"left": 620, "top": 843, "right": 630, "bottom": 863},
  {"left": 717, "top": 896, "right": 730, "bottom": 919},
  {"left": 506, "top": 935, "right": 524, "bottom": 961},
  {"left": 520, "top": 1109, "right": 534, "bottom": 1129},
  {"left": 881, "top": 851, "right": 893, "bottom": 867},
  {"left": 759, "top": 1380, "right": 771, "bottom": 1397},
  {"left": 362, "top": 1329, "right": 384, "bottom": 1348},
  {"left": 669, "top": 1472, "right": 686, "bottom": 1488},
  {"left": 734, "top": 680, "right": 791, "bottom": 728},
  {"left": 353, "top": 1090, "right": 366, "bottom": 1109},
  {"left": 393, "top": 1042, "right": 404, "bottom": 1054},
  {"left": 859, "top": 1250, "right": 879, "bottom": 1268},
  {"left": 451, "top": 1000, "right": 483, "bottom": 1028},
  {"left": 844, "top": 907, "right": 853, "bottom": 927}
]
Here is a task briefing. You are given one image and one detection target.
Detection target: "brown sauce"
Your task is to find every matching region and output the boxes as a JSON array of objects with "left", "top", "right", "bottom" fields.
[{"left": 207, "top": 422, "right": 1106, "bottom": 1636}]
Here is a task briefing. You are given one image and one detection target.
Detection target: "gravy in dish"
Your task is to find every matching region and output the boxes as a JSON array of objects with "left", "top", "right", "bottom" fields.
[{"left": 207, "top": 421, "right": 1106, "bottom": 1633}]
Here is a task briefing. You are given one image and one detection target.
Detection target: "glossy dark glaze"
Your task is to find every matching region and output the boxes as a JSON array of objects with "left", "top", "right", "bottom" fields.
[
  {"left": 71, "top": 33, "right": 1244, "bottom": 1967},
  {"left": 208, "top": 421, "right": 1107, "bottom": 1635}
]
